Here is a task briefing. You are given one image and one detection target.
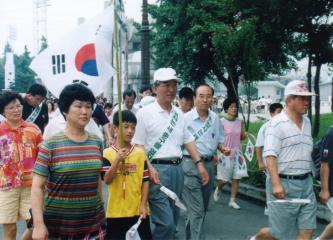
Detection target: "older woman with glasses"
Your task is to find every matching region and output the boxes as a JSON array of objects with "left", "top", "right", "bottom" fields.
[
  {"left": 31, "top": 83, "right": 106, "bottom": 240},
  {"left": 0, "top": 91, "right": 43, "bottom": 240}
]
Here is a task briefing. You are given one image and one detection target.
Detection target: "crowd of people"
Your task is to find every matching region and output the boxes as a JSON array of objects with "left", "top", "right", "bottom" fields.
[{"left": 0, "top": 68, "right": 333, "bottom": 240}]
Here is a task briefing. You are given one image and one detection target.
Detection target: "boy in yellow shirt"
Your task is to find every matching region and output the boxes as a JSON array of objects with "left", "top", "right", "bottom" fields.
[{"left": 103, "top": 110, "right": 151, "bottom": 239}]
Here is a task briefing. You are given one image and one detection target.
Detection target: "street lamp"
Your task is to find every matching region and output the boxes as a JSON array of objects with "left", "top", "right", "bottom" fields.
[{"left": 141, "top": 0, "right": 150, "bottom": 87}]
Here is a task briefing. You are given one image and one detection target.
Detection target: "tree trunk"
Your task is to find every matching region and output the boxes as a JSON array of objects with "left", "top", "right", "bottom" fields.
[
  {"left": 306, "top": 54, "right": 312, "bottom": 123},
  {"left": 313, "top": 63, "right": 321, "bottom": 138},
  {"left": 331, "top": 78, "right": 333, "bottom": 112},
  {"left": 141, "top": 0, "right": 150, "bottom": 87}
]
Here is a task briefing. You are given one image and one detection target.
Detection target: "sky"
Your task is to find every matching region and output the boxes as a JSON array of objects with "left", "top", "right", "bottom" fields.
[{"left": 0, "top": 0, "right": 155, "bottom": 55}]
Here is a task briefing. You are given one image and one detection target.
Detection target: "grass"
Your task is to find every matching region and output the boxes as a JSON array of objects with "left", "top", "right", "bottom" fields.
[{"left": 241, "top": 112, "right": 333, "bottom": 188}]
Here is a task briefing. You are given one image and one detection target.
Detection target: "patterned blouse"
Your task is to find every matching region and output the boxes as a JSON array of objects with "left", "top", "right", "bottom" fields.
[{"left": 0, "top": 120, "right": 42, "bottom": 190}]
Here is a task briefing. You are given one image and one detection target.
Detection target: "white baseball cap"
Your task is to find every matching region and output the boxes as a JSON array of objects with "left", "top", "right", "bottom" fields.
[
  {"left": 284, "top": 80, "right": 316, "bottom": 97},
  {"left": 153, "top": 68, "right": 178, "bottom": 82}
]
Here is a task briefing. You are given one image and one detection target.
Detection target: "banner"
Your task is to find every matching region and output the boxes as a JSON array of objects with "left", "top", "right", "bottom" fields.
[{"left": 30, "top": 6, "right": 115, "bottom": 97}]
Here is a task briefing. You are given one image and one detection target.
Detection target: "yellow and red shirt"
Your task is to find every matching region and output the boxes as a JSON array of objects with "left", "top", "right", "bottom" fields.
[
  {"left": 0, "top": 120, "right": 43, "bottom": 190},
  {"left": 103, "top": 145, "right": 149, "bottom": 218}
]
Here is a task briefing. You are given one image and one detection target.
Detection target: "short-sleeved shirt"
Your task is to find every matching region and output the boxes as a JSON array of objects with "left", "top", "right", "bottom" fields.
[
  {"left": 183, "top": 108, "right": 224, "bottom": 156},
  {"left": 132, "top": 101, "right": 194, "bottom": 159},
  {"left": 321, "top": 127, "right": 333, "bottom": 196},
  {"left": 33, "top": 132, "right": 106, "bottom": 238},
  {"left": 103, "top": 145, "right": 149, "bottom": 218},
  {"left": 263, "top": 111, "right": 313, "bottom": 175},
  {"left": 256, "top": 121, "right": 270, "bottom": 165},
  {"left": 0, "top": 120, "right": 42, "bottom": 190},
  {"left": 22, "top": 101, "right": 48, "bottom": 133}
]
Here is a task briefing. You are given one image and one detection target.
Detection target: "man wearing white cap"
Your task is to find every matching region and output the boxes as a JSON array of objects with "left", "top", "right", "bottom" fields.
[
  {"left": 133, "top": 67, "right": 209, "bottom": 240},
  {"left": 251, "top": 80, "right": 317, "bottom": 240}
]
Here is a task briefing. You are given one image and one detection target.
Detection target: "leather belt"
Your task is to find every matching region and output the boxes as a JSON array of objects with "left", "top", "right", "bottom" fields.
[
  {"left": 183, "top": 155, "right": 213, "bottom": 162},
  {"left": 279, "top": 172, "right": 311, "bottom": 180},
  {"left": 151, "top": 157, "right": 182, "bottom": 165}
]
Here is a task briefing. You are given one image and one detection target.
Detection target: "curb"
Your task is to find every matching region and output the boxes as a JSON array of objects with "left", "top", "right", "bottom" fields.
[{"left": 224, "top": 183, "right": 331, "bottom": 222}]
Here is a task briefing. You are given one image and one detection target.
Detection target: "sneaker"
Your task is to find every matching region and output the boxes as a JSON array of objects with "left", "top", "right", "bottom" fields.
[
  {"left": 229, "top": 201, "right": 241, "bottom": 209},
  {"left": 213, "top": 187, "right": 220, "bottom": 202}
]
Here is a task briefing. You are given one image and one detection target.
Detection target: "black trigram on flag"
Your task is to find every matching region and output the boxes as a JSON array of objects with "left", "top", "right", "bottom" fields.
[{"left": 52, "top": 54, "right": 66, "bottom": 75}]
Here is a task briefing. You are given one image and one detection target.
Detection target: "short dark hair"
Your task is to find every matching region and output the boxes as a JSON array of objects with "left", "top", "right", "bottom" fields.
[
  {"left": 194, "top": 84, "right": 214, "bottom": 97},
  {"left": 223, "top": 98, "right": 238, "bottom": 112},
  {"left": 0, "top": 91, "right": 23, "bottom": 114},
  {"left": 140, "top": 85, "right": 152, "bottom": 94},
  {"left": 27, "top": 83, "right": 47, "bottom": 97},
  {"left": 122, "top": 89, "right": 136, "bottom": 100},
  {"left": 179, "top": 87, "right": 194, "bottom": 100},
  {"left": 269, "top": 103, "right": 283, "bottom": 114},
  {"left": 58, "top": 84, "right": 96, "bottom": 117},
  {"left": 47, "top": 101, "right": 55, "bottom": 111},
  {"left": 104, "top": 103, "right": 113, "bottom": 109},
  {"left": 113, "top": 110, "right": 137, "bottom": 126}
]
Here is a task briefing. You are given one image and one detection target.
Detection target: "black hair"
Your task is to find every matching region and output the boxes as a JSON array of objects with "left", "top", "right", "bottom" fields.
[
  {"left": 269, "top": 103, "right": 283, "bottom": 114},
  {"left": 194, "top": 84, "right": 214, "bottom": 97},
  {"left": 58, "top": 84, "right": 96, "bottom": 117},
  {"left": 27, "top": 83, "right": 47, "bottom": 97},
  {"left": 47, "top": 101, "right": 55, "bottom": 111},
  {"left": 0, "top": 91, "right": 23, "bottom": 114},
  {"left": 223, "top": 98, "right": 238, "bottom": 112},
  {"left": 113, "top": 110, "right": 137, "bottom": 127},
  {"left": 179, "top": 87, "right": 194, "bottom": 100},
  {"left": 104, "top": 103, "right": 113, "bottom": 109},
  {"left": 122, "top": 89, "right": 136, "bottom": 100},
  {"left": 140, "top": 85, "right": 152, "bottom": 94}
]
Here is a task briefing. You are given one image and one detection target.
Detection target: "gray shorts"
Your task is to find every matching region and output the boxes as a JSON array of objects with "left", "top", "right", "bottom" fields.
[{"left": 266, "top": 175, "right": 317, "bottom": 239}]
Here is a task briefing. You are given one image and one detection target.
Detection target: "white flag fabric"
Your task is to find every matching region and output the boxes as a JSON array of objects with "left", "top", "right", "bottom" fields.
[
  {"left": 244, "top": 138, "right": 255, "bottom": 162},
  {"left": 30, "top": 6, "right": 115, "bottom": 97}
]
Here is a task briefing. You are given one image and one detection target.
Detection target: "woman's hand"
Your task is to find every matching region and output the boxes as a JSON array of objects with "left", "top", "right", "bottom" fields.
[{"left": 32, "top": 223, "right": 49, "bottom": 240}]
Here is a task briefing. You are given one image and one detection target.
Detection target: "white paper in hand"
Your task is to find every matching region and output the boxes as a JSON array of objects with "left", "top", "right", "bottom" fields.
[
  {"left": 125, "top": 219, "right": 142, "bottom": 240},
  {"left": 160, "top": 185, "right": 187, "bottom": 211},
  {"left": 327, "top": 198, "right": 333, "bottom": 212}
]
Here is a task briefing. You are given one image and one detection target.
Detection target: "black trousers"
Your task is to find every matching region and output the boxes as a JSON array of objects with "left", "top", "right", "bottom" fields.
[{"left": 106, "top": 216, "right": 152, "bottom": 240}]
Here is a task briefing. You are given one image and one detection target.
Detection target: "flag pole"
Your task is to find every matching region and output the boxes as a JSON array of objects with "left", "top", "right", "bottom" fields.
[
  {"left": 113, "top": 0, "right": 127, "bottom": 199},
  {"left": 113, "top": 0, "right": 124, "bottom": 148}
]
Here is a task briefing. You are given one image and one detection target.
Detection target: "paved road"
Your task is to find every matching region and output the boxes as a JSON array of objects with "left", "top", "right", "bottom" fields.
[{"left": 1, "top": 187, "right": 328, "bottom": 239}]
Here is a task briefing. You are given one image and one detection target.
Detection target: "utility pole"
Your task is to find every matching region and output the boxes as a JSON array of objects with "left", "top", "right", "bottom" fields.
[{"left": 141, "top": 0, "right": 150, "bottom": 87}]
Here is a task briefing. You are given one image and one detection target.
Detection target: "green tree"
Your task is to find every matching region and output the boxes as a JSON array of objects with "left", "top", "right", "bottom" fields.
[
  {"left": 39, "top": 36, "right": 48, "bottom": 53},
  {"left": 149, "top": 0, "right": 297, "bottom": 98},
  {"left": 13, "top": 46, "right": 36, "bottom": 92}
]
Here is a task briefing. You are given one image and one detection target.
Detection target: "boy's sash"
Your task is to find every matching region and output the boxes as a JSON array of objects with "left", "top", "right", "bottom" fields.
[
  {"left": 26, "top": 104, "right": 42, "bottom": 123},
  {"left": 147, "top": 110, "right": 179, "bottom": 160}
]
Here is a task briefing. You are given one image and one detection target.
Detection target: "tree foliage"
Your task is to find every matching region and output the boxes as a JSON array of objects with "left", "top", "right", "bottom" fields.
[
  {"left": 13, "top": 46, "right": 36, "bottom": 92},
  {"left": 149, "top": 0, "right": 298, "bottom": 97},
  {"left": 39, "top": 36, "right": 48, "bottom": 53}
]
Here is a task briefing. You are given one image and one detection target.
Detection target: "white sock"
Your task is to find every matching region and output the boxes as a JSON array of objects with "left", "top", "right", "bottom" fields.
[{"left": 230, "top": 197, "right": 236, "bottom": 202}]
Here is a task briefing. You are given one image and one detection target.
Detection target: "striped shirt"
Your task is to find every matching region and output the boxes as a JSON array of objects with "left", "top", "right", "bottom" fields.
[
  {"left": 33, "top": 132, "right": 106, "bottom": 239},
  {"left": 263, "top": 111, "right": 313, "bottom": 175}
]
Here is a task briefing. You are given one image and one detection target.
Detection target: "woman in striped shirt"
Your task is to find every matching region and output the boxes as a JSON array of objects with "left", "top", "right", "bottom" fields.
[{"left": 31, "top": 83, "right": 106, "bottom": 240}]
